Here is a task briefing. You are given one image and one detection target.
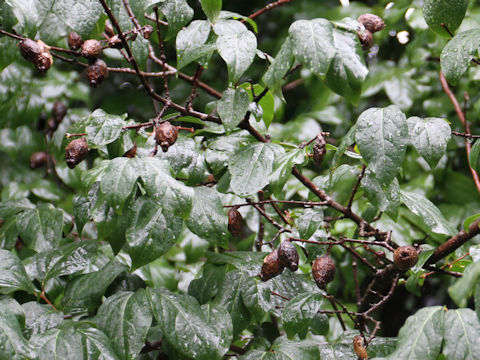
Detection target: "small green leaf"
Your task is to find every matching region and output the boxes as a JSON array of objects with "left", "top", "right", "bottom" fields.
[
  {"left": 387, "top": 306, "right": 444, "bottom": 359},
  {"left": 400, "top": 189, "right": 457, "bottom": 236},
  {"left": 52, "top": 0, "right": 103, "bottom": 38},
  {"left": 85, "top": 109, "right": 125, "bottom": 148},
  {"left": 0, "top": 37, "right": 18, "bottom": 72},
  {"left": 217, "top": 30, "right": 257, "bottom": 83},
  {"left": 262, "top": 36, "right": 295, "bottom": 94},
  {"left": 176, "top": 20, "right": 214, "bottom": 69},
  {"left": 297, "top": 207, "right": 324, "bottom": 240},
  {"left": 0, "top": 303, "right": 36, "bottom": 359},
  {"left": 269, "top": 148, "right": 305, "bottom": 195},
  {"left": 423, "top": 0, "right": 469, "bottom": 37},
  {"left": 289, "top": 18, "right": 335, "bottom": 79},
  {"left": 200, "top": 0, "right": 222, "bottom": 22},
  {"left": 441, "top": 30, "right": 480, "bottom": 85},
  {"left": 158, "top": 0, "right": 194, "bottom": 40},
  {"left": 282, "top": 293, "right": 324, "bottom": 339},
  {"left": 448, "top": 261, "right": 480, "bottom": 307},
  {"left": 443, "top": 308, "right": 480, "bottom": 360},
  {"left": 470, "top": 139, "right": 480, "bottom": 173},
  {"left": 407, "top": 117, "right": 451, "bottom": 168},
  {"left": 463, "top": 213, "right": 480, "bottom": 231},
  {"left": 361, "top": 170, "right": 400, "bottom": 220},
  {"left": 0, "top": 250, "right": 37, "bottom": 295},
  {"left": 188, "top": 264, "right": 226, "bottom": 304},
  {"left": 22, "top": 302, "right": 63, "bottom": 338},
  {"left": 356, "top": 105, "right": 408, "bottom": 186},
  {"left": 217, "top": 88, "right": 250, "bottom": 132}
]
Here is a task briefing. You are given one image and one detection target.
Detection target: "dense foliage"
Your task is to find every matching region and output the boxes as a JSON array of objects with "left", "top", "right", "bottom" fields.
[{"left": 1, "top": 0, "right": 480, "bottom": 359}]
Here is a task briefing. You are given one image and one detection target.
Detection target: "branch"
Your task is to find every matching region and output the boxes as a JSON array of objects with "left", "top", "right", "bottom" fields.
[{"left": 242, "top": 0, "right": 293, "bottom": 21}]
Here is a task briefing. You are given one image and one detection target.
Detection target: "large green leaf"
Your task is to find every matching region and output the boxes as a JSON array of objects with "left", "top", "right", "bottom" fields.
[
  {"left": 325, "top": 27, "right": 368, "bottom": 105},
  {"left": 22, "top": 302, "right": 63, "bottom": 338},
  {"left": 216, "top": 30, "right": 257, "bottom": 83},
  {"left": 148, "top": 288, "right": 233, "bottom": 360},
  {"left": 448, "top": 261, "right": 480, "bottom": 307},
  {"left": 289, "top": 18, "right": 335, "bottom": 79},
  {"left": 0, "top": 37, "right": 18, "bottom": 72},
  {"left": 52, "top": 0, "right": 103, "bottom": 37},
  {"left": 241, "top": 336, "right": 320, "bottom": 360},
  {"left": 176, "top": 20, "right": 214, "bottom": 69},
  {"left": 0, "top": 250, "right": 37, "bottom": 295},
  {"left": 443, "top": 308, "right": 480, "bottom": 360},
  {"left": 0, "top": 303, "right": 36, "bottom": 359},
  {"left": 423, "top": 0, "right": 469, "bottom": 37},
  {"left": 85, "top": 109, "right": 125, "bottom": 148},
  {"left": 188, "top": 264, "right": 227, "bottom": 304},
  {"left": 228, "top": 143, "right": 276, "bottom": 196},
  {"left": 400, "top": 189, "right": 457, "bottom": 236},
  {"left": 269, "top": 148, "right": 305, "bottom": 195},
  {"left": 158, "top": 0, "right": 194, "bottom": 40},
  {"left": 96, "top": 290, "right": 152, "bottom": 360},
  {"left": 387, "top": 306, "right": 445, "bottom": 359},
  {"left": 125, "top": 196, "right": 183, "bottom": 269},
  {"left": 356, "top": 105, "right": 408, "bottom": 186},
  {"left": 262, "top": 36, "right": 295, "bottom": 94},
  {"left": 297, "top": 207, "right": 324, "bottom": 240},
  {"left": 200, "top": 0, "right": 222, "bottom": 22},
  {"left": 282, "top": 293, "right": 324, "bottom": 339},
  {"left": 185, "top": 186, "right": 230, "bottom": 246},
  {"left": 407, "top": 117, "right": 451, "bottom": 168},
  {"left": 217, "top": 87, "right": 250, "bottom": 132},
  {"left": 361, "top": 170, "right": 400, "bottom": 220},
  {"left": 441, "top": 30, "right": 480, "bottom": 85}
]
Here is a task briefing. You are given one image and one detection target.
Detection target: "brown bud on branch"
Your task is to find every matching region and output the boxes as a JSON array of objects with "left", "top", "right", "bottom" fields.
[{"left": 65, "top": 137, "right": 88, "bottom": 169}]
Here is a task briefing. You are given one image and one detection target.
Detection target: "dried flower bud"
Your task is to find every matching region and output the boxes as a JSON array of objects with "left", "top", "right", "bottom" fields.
[
  {"left": 65, "top": 137, "right": 88, "bottom": 169},
  {"left": 228, "top": 207, "right": 243, "bottom": 237},
  {"left": 123, "top": 143, "right": 137, "bottom": 158},
  {"left": 29, "top": 152, "right": 48, "bottom": 169},
  {"left": 358, "top": 14, "right": 385, "bottom": 33},
  {"left": 87, "top": 59, "right": 108, "bottom": 87},
  {"left": 108, "top": 35, "right": 123, "bottom": 49},
  {"left": 104, "top": 20, "right": 115, "bottom": 38},
  {"left": 353, "top": 335, "right": 368, "bottom": 359},
  {"left": 81, "top": 39, "right": 102, "bottom": 59},
  {"left": 19, "top": 39, "right": 53, "bottom": 73},
  {"left": 393, "top": 245, "right": 418, "bottom": 271},
  {"left": 142, "top": 25, "right": 154, "bottom": 39},
  {"left": 260, "top": 248, "right": 285, "bottom": 281},
  {"left": 358, "top": 30, "right": 374, "bottom": 50},
  {"left": 52, "top": 101, "right": 67, "bottom": 123},
  {"left": 278, "top": 241, "right": 299, "bottom": 271},
  {"left": 312, "top": 255, "right": 336, "bottom": 289},
  {"left": 155, "top": 121, "right": 178, "bottom": 152},
  {"left": 313, "top": 135, "right": 326, "bottom": 166},
  {"left": 67, "top": 31, "right": 83, "bottom": 50}
]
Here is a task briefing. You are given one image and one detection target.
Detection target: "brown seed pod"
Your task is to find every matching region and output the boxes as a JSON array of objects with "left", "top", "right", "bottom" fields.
[
  {"left": 67, "top": 31, "right": 83, "bottom": 50},
  {"left": 65, "top": 137, "right": 88, "bottom": 169},
  {"left": 142, "top": 25, "right": 154, "bottom": 39},
  {"left": 81, "top": 39, "right": 102, "bottom": 59},
  {"left": 52, "top": 101, "right": 67, "bottom": 123},
  {"left": 29, "top": 152, "right": 48, "bottom": 169},
  {"left": 19, "top": 38, "right": 42, "bottom": 63},
  {"left": 260, "top": 248, "right": 285, "bottom": 281},
  {"left": 393, "top": 245, "right": 418, "bottom": 271},
  {"left": 312, "top": 255, "right": 336, "bottom": 289},
  {"left": 228, "top": 207, "right": 243, "bottom": 237},
  {"left": 155, "top": 121, "right": 178, "bottom": 152},
  {"left": 108, "top": 35, "right": 123, "bottom": 49},
  {"left": 87, "top": 59, "right": 108, "bottom": 87},
  {"left": 104, "top": 20, "right": 115, "bottom": 38},
  {"left": 358, "top": 14, "right": 385, "bottom": 33},
  {"left": 123, "top": 143, "right": 137, "bottom": 158},
  {"left": 358, "top": 30, "right": 374, "bottom": 50},
  {"left": 278, "top": 241, "right": 299, "bottom": 271},
  {"left": 353, "top": 335, "right": 368, "bottom": 359},
  {"left": 313, "top": 135, "right": 326, "bottom": 166},
  {"left": 19, "top": 39, "right": 53, "bottom": 73}
]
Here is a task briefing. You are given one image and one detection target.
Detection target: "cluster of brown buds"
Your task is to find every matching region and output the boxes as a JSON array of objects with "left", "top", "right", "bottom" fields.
[
  {"left": 260, "top": 241, "right": 299, "bottom": 281},
  {"left": 357, "top": 13, "right": 386, "bottom": 50},
  {"left": 19, "top": 39, "right": 53, "bottom": 73}
]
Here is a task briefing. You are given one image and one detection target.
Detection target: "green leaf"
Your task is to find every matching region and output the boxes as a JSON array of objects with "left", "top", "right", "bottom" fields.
[
  {"left": 448, "top": 261, "right": 480, "bottom": 307},
  {"left": 228, "top": 143, "right": 276, "bottom": 196},
  {"left": 361, "top": 170, "right": 400, "bottom": 220},
  {"left": 400, "top": 189, "right": 457, "bottom": 236},
  {"left": 463, "top": 213, "right": 480, "bottom": 231},
  {"left": 217, "top": 87, "right": 250, "bottom": 132},
  {"left": 188, "top": 264, "right": 226, "bottom": 304},
  {"left": 158, "top": 0, "right": 194, "bottom": 40},
  {"left": 0, "top": 250, "right": 37, "bottom": 295},
  {"left": 16, "top": 203, "right": 64, "bottom": 252},
  {"left": 470, "top": 139, "right": 480, "bottom": 173},
  {"left": 387, "top": 306, "right": 445, "bottom": 360},
  {"left": 62, "top": 260, "right": 127, "bottom": 314},
  {"left": 206, "top": 251, "right": 265, "bottom": 276},
  {"left": 241, "top": 336, "right": 320, "bottom": 359},
  {"left": 216, "top": 30, "right": 257, "bottom": 83},
  {"left": 0, "top": 303, "right": 36, "bottom": 359},
  {"left": 22, "top": 302, "right": 63, "bottom": 338},
  {"left": 96, "top": 290, "right": 152, "bottom": 360},
  {"left": 185, "top": 186, "right": 230, "bottom": 246},
  {"left": 130, "top": 37, "right": 150, "bottom": 71},
  {"left": 324, "top": 27, "right": 368, "bottom": 105},
  {"left": 52, "top": 0, "right": 103, "bottom": 38},
  {"left": 0, "top": 37, "right": 18, "bottom": 72},
  {"left": 440, "top": 30, "right": 480, "bottom": 85},
  {"left": 262, "top": 36, "right": 295, "bottom": 94},
  {"left": 476, "top": 283, "right": 480, "bottom": 322},
  {"left": 148, "top": 288, "right": 233, "bottom": 360},
  {"left": 125, "top": 196, "right": 183, "bottom": 269},
  {"left": 423, "top": 0, "right": 469, "bottom": 37},
  {"left": 289, "top": 18, "right": 335, "bottom": 79},
  {"left": 269, "top": 148, "right": 305, "bottom": 194},
  {"left": 282, "top": 293, "right": 324, "bottom": 339},
  {"left": 407, "top": 117, "right": 451, "bottom": 168},
  {"left": 200, "top": 0, "right": 222, "bottom": 23},
  {"left": 298, "top": 207, "right": 324, "bottom": 240},
  {"left": 356, "top": 105, "right": 408, "bottom": 186},
  {"left": 443, "top": 308, "right": 480, "bottom": 360},
  {"left": 176, "top": 20, "right": 214, "bottom": 69},
  {"left": 85, "top": 109, "right": 125, "bottom": 148},
  {"left": 213, "top": 270, "right": 252, "bottom": 335},
  {"left": 73, "top": 194, "right": 90, "bottom": 235}
]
